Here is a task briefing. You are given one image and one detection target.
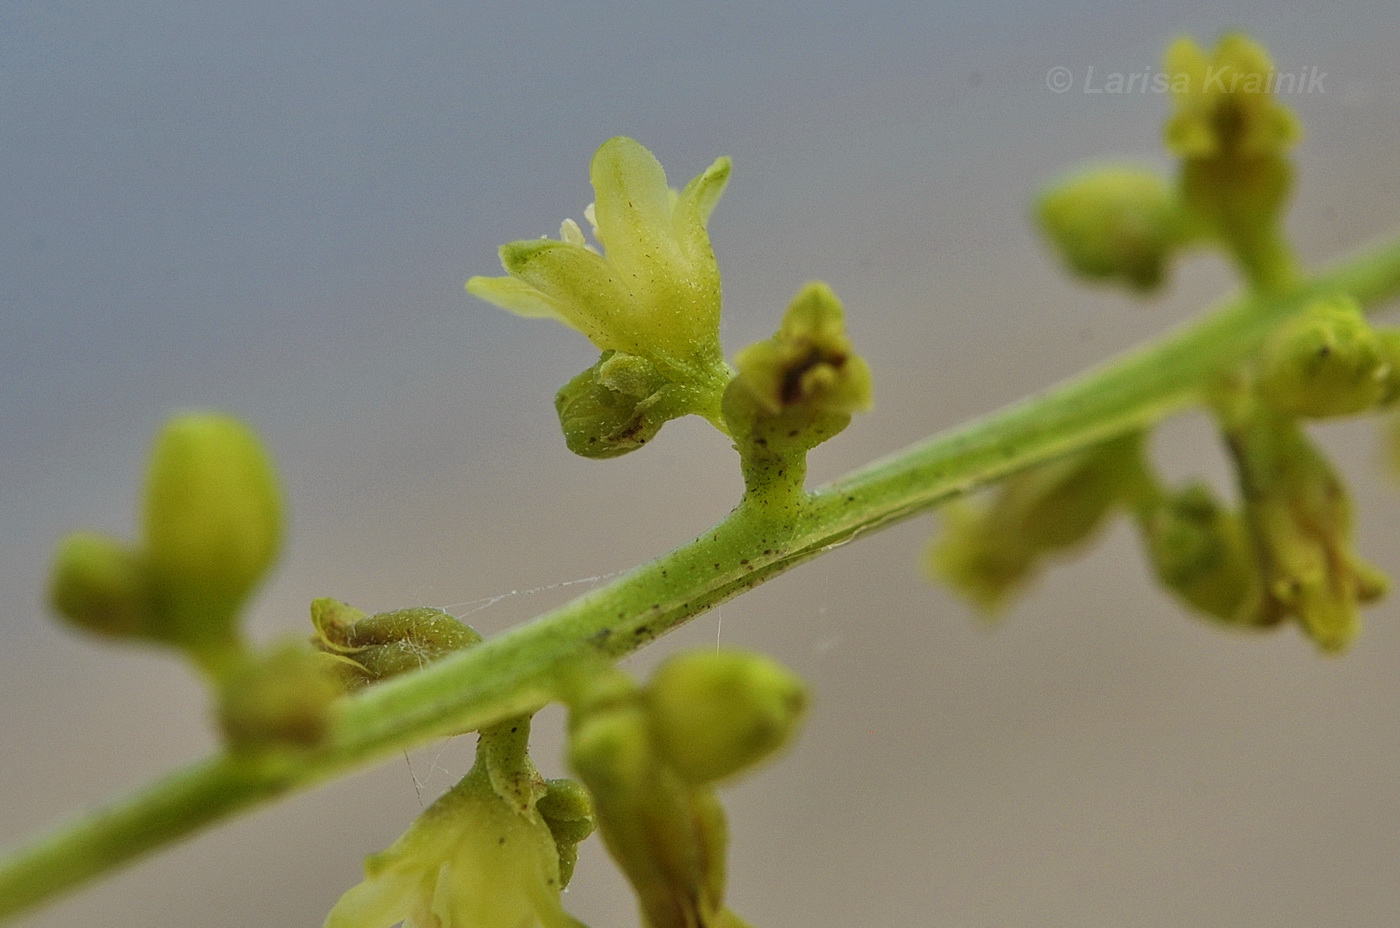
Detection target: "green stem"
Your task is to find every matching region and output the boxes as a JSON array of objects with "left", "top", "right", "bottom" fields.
[{"left": 5, "top": 232, "right": 1400, "bottom": 922}]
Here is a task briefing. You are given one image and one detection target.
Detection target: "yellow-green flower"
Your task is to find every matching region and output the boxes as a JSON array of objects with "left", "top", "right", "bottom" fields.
[
  {"left": 323, "top": 763, "right": 581, "bottom": 928},
  {"left": 721, "top": 281, "right": 873, "bottom": 486},
  {"left": 1163, "top": 34, "right": 1301, "bottom": 160},
  {"left": 468, "top": 137, "right": 731, "bottom": 390},
  {"left": 1221, "top": 396, "right": 1388, "bottom": 652}
]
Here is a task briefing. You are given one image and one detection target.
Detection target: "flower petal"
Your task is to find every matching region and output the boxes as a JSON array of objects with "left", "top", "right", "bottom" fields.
[
  {"left": 499, "top": 239, "right": 653, "bottom": 356},
  {"left": 672, "top": 156, "right": 730, "bottom": 265},
  {"left": 676, "top": 156, "right": 731, "bottom": 227},
  {"left": 589, "top": 137, "right": 684, "bottom": 283},
  {"left": 322, "top": 866, "right": 427, "bottom": 928},
  {"left": 466, "top": 274, "right": 580, "bottom": 330}
]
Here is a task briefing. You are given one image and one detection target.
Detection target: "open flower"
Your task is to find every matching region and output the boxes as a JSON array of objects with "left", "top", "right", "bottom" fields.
[
  {"left": 323, "top": 763, "right": 582, "bottom": 928},
  {"left": 1163, "top": 34, "right": 1301, "bottom": 160},
  {"left": 467, "top": 137, "right": 731, "bottom": 390}
]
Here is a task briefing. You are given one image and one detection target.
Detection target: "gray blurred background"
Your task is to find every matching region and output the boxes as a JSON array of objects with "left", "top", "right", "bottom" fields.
[{"left": 4, "top": 2, "right": 1400, "bottom": 926}]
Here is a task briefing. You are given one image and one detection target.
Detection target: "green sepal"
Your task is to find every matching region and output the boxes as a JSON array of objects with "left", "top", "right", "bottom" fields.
[
  {"left": 554, "top": 351, "right": 699, "bottom": 458},
  {"left": 536, "top": 779, "right": 596, "bottom": 888},
  {"left": 1036, "top": 165, "right": 1185, "bottom": 293},
  {"left": 1375, "top": 329, "right": 1400, "bottom": 406}
]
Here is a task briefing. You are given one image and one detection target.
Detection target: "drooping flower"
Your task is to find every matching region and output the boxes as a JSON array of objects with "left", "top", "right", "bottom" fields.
[
  {"left": 323, "top": 762, "right": 583, "bottom": 928},
  {"left": 1221, "top": 395, "right": 1388, "bottom": 652},
  {"left": 467, "top": 137, "right": 732, "bottom": 391}
]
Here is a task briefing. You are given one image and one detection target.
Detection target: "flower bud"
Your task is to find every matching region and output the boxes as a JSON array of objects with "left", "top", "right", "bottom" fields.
[
  {"left": 1036, "top": 166, "right": 1183, "bottom": 292},
  {"left": 142, "top": 412, "right": 283, "bottom": 655},
  {"left": 1138, "top": 482, "right": 1263, "bottom": 625},
  {"left": 48, "top": 532, "right": 152, "bottom": 640},
  {"left": 646, "top": 649, "right": 808, "bottom": 785},
  {"left": 1256, "top": 295, "right": 1387, "bottom": 418},
  {"left": 310, "top": 599, "right": 482, "bottom": 687},
  {"left": 217, "top": 641, "right": 345, "bottom": 752},
  {"left": 567, "top": 666, "right": 738, "bottom": 928},
  {"left": 569, "top": 695, "right": 723, "bottom": 928},
  {"left": 928, "top": 433, "right": 1142, "bottom": 612}
]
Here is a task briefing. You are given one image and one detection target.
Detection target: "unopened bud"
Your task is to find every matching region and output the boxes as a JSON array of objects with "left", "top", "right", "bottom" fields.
[
  {"left": 646, "top": 650, "right": 808, "bottom": 785},
  {"left": 1256, "top": 295, "right": 1387, "bottom": 418},
  {"left": 555, "top": 351, "right": 683, "bottom": 458},
  {"left": 48, "top": 532, "right": 152, "bottom": 639},
  {"left": 310, "top": 600, "right": 481, "bottom": 687},
  {"left": 1139, "top": 483, "right": 1262, "bottom": 624},
  {"left": 1036, "top": 166, "right": 1183, "bottom": 292},
  {"left": 143, "top": 412, "right": 283, "bottom": 655},
  {"left": 217, "top": 641, "right": 344, "bottom": 752}
]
